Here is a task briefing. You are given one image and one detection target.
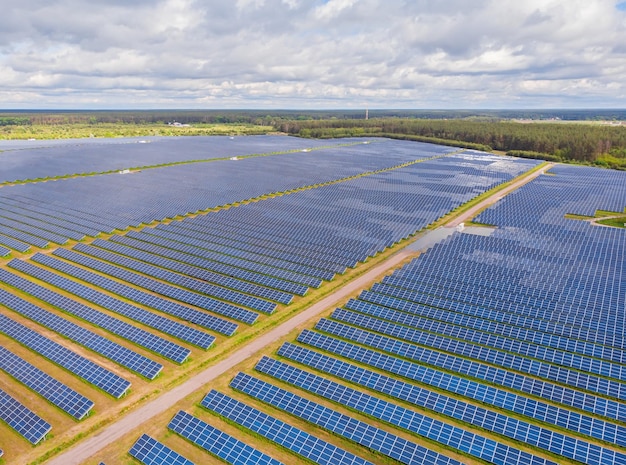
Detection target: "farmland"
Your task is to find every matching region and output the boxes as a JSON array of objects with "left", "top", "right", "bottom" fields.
[{"left": 0, "top": 134, "right": 624, "bottom": 465}]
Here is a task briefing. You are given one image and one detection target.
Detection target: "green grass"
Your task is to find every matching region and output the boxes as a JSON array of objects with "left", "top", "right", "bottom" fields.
[
  {"left": 597, "top": 217, "right": 626, "bottom": 228},
  {"left": 0, "top": 123, "right": 273, "bottom": 140}
]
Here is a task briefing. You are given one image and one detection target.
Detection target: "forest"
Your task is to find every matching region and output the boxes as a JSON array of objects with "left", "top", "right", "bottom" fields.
[{"left": 275, "top": 118, "right": 626, "bottom": 169}]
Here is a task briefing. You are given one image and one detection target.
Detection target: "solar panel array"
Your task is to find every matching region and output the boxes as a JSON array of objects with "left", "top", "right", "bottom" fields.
[
  {"left": 30, "top": 252, "right": 236, "bottom": 338},
  {"left": 0, "top": 313, "right": 130, "bottom": 398},
  {"left": 168, "top": 410, "right": 285, "bottom": 465},
  {"left": 201, "top": 390, "right": 376, "bottom": 465},
  {"left": 0, "top": 388, "right": 51, "bottom": 444},
  {"left": 68, "top": 243, "right": 277, "bottom": 313},
  {"left": 0, "top": 287, "right": 162, "bottom": 380},
  {"left": 242, "top": 164, "right": 621, "bottom": 464},
  {"left": 119, "top": 161, "right": 623, "bottom": 465},
  {"left": 1, "top": 263, "right": 191, "bottom": 365},
  {"left": 129, "top": 434, "right": 194, "bottom": 465},
  {"left": 0, "top": 137, "right": 566, "bottom": 462},
  {"left": 0, "top": 345, "right": 94, "bottom": 420}
]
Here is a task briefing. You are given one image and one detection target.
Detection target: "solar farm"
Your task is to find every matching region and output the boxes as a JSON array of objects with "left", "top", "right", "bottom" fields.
[{"left": 0, "top": 135, "right": 624, "bottom": 465}]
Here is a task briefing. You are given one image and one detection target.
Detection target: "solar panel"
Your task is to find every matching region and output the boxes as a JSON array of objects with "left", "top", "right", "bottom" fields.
[
  {"left": 0, "top": 387, "right": 51, "bottom": 444},
  {"left": 110, "top": 235, "right": 309, "bottom": 296},
  {"left": 168, "top": 410, "right": 285, "bottom": 465},
  {"left": 0, "top": 313, "right": 130, "bottom": 398},
  {"left": 232, "top": 371, "right": 555, "bottom": 465},
  {"left": 312, "top": 318, "right": 626, "bottom": 444},
  {"left": 1, "top": 264, "right": 192, "bottom": 364},
  {"left": 125, "top": 230, "right": 323, "bottom": 288},
  {"left": 201, "top": 390, "right": 375, "bottom": 465},
  {"left": 129, "top": 434, "right": 194, "bottom": 465},
  {"left": 0, "top": 287, "right": 162, "bottom": 380},
  {"left": 0, "top": 345, "right": 94, "bottom": 420},
  {"left": 69, "top": 243, "right": 277, "bottom": 314},
  {"left": 90, "top": 238, "right": 294, "bottom": 304},
  {"left": 267, "top": 347, "right": 625, "bottom": 464},
  {"left": 38, "top": 250, "right": 253, "bottom": 329}
]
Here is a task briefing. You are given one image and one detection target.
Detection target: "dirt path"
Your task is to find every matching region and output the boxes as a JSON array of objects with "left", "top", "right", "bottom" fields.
[{"left": 45, "top": 161, "right": 553, "bottom": 465}]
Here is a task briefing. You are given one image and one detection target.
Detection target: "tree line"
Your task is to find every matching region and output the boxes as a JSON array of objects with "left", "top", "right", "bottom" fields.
[{"left": 275, "top": 118, "right": 626, "bottom": 169}]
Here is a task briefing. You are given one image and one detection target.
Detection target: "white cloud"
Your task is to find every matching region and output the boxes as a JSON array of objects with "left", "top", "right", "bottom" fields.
[{"left": 0, "top": 0, "right": 624, "bottom": 108}]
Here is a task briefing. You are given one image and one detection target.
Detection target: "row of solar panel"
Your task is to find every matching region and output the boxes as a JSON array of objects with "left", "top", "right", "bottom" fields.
[
  {"left": 0, "top": 287, "right": 163, "bottom": 380},
  {"left": 377, "top": 275, "right": 622, "bottom": 348},
  {"left": 346, "top": 294, "right": 625, "bottom": 380},
  {"left": 330, "top": 305, "right": 626, "bottom": 401},
  {"left": 69, "top": 243, "right": 277, "bottom": 314},
  {"left": 89, "top": 238, "right": 294, "bottom": 304},
  {"left": 0, "top": 313, "right": 130, "bottom": 398},
  {"left": 254, "top": 355, "right": 626, "bottom": 465},
  {"left": 396, "top": 251, "right": 621, "bottom": 320},
  {"left": 0, "top": 345, "right": 94, "bottom": 420},
  {"left": 314, "top": 317, "right": 626, "bottom": 436},
  {"left": 92, "top": 239, "right": 293, "bottom": 304},
  {"left": 142, "top": 225, "right": 336, "bottom": 281},
  {"left": 154, "top": 220, "right": 345, "bottom": 275},
  {"left": 277, "top": 337, "right": 626, "bottom": 464},
  {"left": 30, "top": 251, "right": 245, "bottom": 333},
  {"left": 124, "top": 230, "right": 323, "bottom": 289},
  {"left": 109, "top": 234, "right": 309, "bottom": 296},
  {"left": 0, "top": 264, "right": 192, "bottom": 365},
  {"left": 375, "top": 277, "right": 625, "bottom": 364},
  {"left": 0, "top": 387, "right": 51, "bottom": 445},
  {"left": 327, "top": 307, "right": 626, "bottom": 418}
]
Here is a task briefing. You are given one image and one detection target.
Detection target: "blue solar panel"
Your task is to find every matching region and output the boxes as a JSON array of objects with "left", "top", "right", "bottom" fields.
[
  {"left": 0, "top": 206, "right": 86, "bottom": 241},
  {"left": 0, "top": 345, "right": 94, "bottom": 420},
  {"left": 154, "top": 221, "right": 341, "bottom": 276},
  {"left": 269, "top": 345, "right": 626, "bottom": 465},
  {"left": 346, "top": 293, "right": 625, "bottom": 380},
  {"left": 42, "top": 249, "right": 254, "bottom": 328},
  {"left": 0, "top": 223, "right": 49, "bottom": 248},
  {"left": 0, "top": 387, "right": 51, "bottom": 444},
  {"left": 129, "top": 434, "right": 194, "bottom": 465},
  {"left": 0, "top": 233, "right": 30, "bottom": 253},
  {"left": 70, "top": 243, "right": 277, "bottom": 314},
  {"left": 0, "top": 287, "right": 162, "bottom": 380},
  {"left": 0, "top": 215, "right": 68, "bottom": 245},
  {"left": 90, "top": 238, "right": 294, "bottom": 304},
  {"left": 313, "top": 318, "right": 626, "bottom": 444},
  {"left": 168, "top": 410, "right": 285, "bottom": 465},
  {"left": 125, "top": 230, "right": 323, "bottom": 288},
  {"left": 0, "top": 313, "right": 130, "bottom": 398},
  {"left": 328, "top": 306, "right": 626, "bottom": 401},
  {"left": 201, "top": 390, "right": 375, "bottom": 465},
  {"left": 141, "top": 225, "right": 336, "bottom": 281},
  {"left": 111, "top": 234, "right": 310, "bottom": 296},
  {"left": 232, "top": 371, "right": 557, "bottom": 465},
  {"left": 2, "top": 263, "right": 193, "bottom": 364}
]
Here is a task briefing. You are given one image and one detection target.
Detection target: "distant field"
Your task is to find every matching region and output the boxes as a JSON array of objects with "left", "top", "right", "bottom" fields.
[{"left": 0, "top": 123, "right": 273, "bottom": 140}]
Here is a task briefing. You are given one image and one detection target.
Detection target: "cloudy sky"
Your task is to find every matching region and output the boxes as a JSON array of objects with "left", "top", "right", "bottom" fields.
[{"left": 2, "top": 0, "right": 626, "bottom": 109}]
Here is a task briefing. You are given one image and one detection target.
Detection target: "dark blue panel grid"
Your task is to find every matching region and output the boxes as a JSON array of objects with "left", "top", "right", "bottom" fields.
[
  {"left": 1, "top": 263, "right": 192, "bottom": 364},
  {"left": 129, "top": 434, "right": 194, "bottom": 465},
  {"left": 0, "top": 387, "right": 51, "bottom": 444},
  {"left": 0, "top": 313, "right": 130, "bottom": 398},
  {"left": 201, "top": 390, "right": 375, "bottom": 465},
  {"left": 232, "top": 371, "right": 555, "bottom": 465},
  {"left": 0, "top": 345, "right": 94, "bottom": 420},
  {"left": 0, "top": 287, "right": 162, "bottom": 380},
  {"left": 168, "top": 410, "right": 285, "bottom": 465}
]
